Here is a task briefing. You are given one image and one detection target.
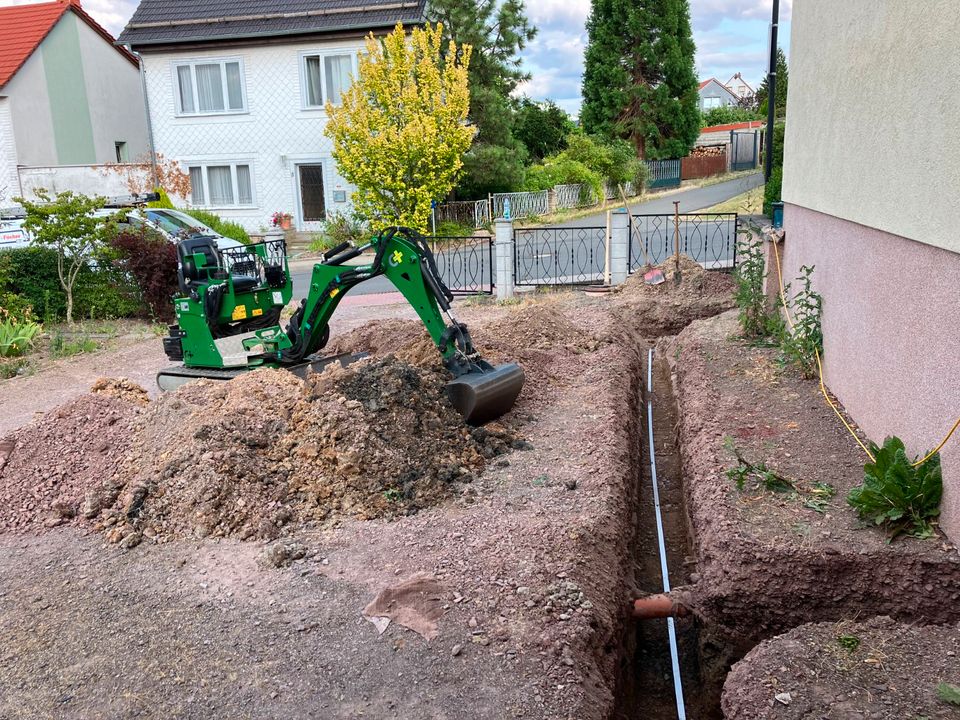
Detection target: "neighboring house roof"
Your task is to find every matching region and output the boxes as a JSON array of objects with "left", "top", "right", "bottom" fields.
[
  {"left": 725, "top": 73, "right": 755, "bottom": 94},
  {"left": 697, "top": 77, "right": 738, "bottom": 100},
  {"left": 117, "top": 0, "right": 427, "bottom": 48},
  {"left": 0, "top": 0, "right": 137, "bottom": 88}
]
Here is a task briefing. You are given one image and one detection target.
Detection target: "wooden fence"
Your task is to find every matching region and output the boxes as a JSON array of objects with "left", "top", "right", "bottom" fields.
[{"left": 681, "top": 152, "right": 728, "bottom": 180}]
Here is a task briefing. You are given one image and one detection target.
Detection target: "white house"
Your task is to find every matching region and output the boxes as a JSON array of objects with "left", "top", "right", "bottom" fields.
[
  {"left": 723, "top": 73, "right": 755, "bottom": 103},
  {"left": 118, "top": 0, "right": 425, "bottom": 233},
  {"left": 0, "top": 0, "right": 149, "bottom": 203}
]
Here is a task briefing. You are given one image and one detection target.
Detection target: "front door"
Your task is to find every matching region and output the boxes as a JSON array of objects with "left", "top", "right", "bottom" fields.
[{"left": 297, "top": 164, "right": 326, "bottom": 229}]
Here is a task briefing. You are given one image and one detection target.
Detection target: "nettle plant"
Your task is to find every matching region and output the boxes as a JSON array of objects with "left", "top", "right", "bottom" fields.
[
  {"left": 848, "top": 437, "right": 942, "bottom": 539},
  {"left": 733, "top": 227, "right": 777, "bottom": 340},
  {"left": 780, "top": 264, "right": 822, "bottom": 378}
]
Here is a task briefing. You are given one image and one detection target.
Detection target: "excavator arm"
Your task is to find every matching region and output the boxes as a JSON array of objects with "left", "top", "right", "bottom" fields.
[{"left": 159, "top": 227, "right": 524, "bottom": 424}]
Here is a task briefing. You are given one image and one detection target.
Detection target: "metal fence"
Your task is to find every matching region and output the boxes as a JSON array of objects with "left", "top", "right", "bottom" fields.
[
  {"left": 513, "top": 226, "right": 607, "bottom": 286},
  {"left": 434, "top": 199, "right": 490, "bottom": 229},
  {"left": 430, "top": 234, "right": 494, "bottom": 295},
  {"left": 603, "top": 180, "right": 637, "bottom": 200},
  {"left": 553, "top": 183, "right": 598, "bottom": 210},
  {"left": 490, "top": 190, "right": 550, "bottom": 220},
  {"left": 629, "top": 213, "right": 738, "bottom": 271},
  {"left": 645, "top": 159, "right": 682, "bottom": 190}
]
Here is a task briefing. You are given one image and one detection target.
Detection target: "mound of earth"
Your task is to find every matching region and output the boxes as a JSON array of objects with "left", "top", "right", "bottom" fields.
[
  {"left": 722, "top": 616, "right": 960, "bottom": 719},
  {"left": 90, "top": 377, "right": 151, "bottom": 406},
  {"left": 482, "top": 304, "right": 598, "bottom": 351},
  {"left": 0, "top": 393, "right": 143, "bottom": 532},
  {"left": 327, "top": 319, "right": 443, "bottom": 370},
  {"left": 88, "top": 358, "right": 523, "bottom": 545},
  {"left": 618, "top": 254, "right": 734, "bottom": 302}
]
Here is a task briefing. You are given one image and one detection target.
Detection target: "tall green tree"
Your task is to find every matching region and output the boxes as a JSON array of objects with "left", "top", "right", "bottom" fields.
[
  {"left": 755, "top": 46, "right": 788, "bottom": 116},
  {"left": 513, "top": 98, "right": 575, "bottom": 160},
  {"left": 581, "top": 0, "right": 700, "bottom": 159},
  {"left": 427, "top": 0, "right": 536, "bottom": 195}
]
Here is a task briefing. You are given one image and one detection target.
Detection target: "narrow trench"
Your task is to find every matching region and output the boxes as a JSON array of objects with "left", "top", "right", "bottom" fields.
[{"left": 613, "top": 347, "right": 727, "bottom": 720}]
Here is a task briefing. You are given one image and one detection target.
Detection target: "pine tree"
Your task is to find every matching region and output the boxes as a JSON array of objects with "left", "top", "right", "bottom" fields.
[
  {"left": 428, "top": 0, "right": 536, "bottom": 195},
  {"left": 581, "top": 0, "right": 700, "bottom": 159}
]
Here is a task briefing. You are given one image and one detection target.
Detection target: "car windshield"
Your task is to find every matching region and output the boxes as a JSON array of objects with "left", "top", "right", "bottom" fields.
[{"left": 146, "top": 210, "right": 209, "bottom": 235}]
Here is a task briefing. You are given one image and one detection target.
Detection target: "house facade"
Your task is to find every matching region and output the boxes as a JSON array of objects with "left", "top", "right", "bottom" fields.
[
  {"left": 697, "top": 78, "right": 738, "bottom": 112},
  {"left": 118, "top": 0, "right": 425, "bottom": 232},
  {"left": 723, "top": 73, "right": 754, "bottom": 103},
  {"left": 781, "top": 0, "right": 960, "bottom": 539},
  {"left": 0, "top": 0, "right": 149, "bottom": 202}
]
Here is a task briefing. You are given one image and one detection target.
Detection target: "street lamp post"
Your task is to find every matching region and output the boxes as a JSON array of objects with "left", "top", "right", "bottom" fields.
[{"left": 764, "top": 0, "right": 780, "bottom": 182}]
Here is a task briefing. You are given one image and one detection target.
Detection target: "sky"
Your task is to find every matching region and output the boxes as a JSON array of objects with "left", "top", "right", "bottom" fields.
[{"left": 1, "top": 0, "right": 790, "bottom": 117}]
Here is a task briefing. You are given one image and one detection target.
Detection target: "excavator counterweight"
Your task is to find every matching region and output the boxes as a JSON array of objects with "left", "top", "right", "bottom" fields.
[{"left": 158, "top": 227, "right": 524, "bottom": 424}]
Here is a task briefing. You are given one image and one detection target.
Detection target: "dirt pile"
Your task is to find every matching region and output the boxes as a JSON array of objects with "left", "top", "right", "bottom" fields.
[
  {"left": 86, "top": 358, "right": 523, "bottom": 544},
  {"left": 619, "top": 255, "right": 733, "bottom": 301},
  {"left": 0, "top": 393, "right": 143, "bottom": 532},
  {"left": 722, "top": 617, "right": 960, "bottom": 719},
  {"left": 327, "top": 320, "right": 444, "bottom": 370},
  {"left": 610, "top": 255, "right": 735, "bottom": 336},
  {"left": 90, "top": 377, "right": 151, "bottom": 406},
  {"left": 482, "top": 304, "right": 597, "bottom": 351}
]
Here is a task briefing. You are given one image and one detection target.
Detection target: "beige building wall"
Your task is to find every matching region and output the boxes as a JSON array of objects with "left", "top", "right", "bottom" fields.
[
  {"left": 782, "top": 0, "right": 960, "bottom": 255},
  {"left": 782, "top": 0, "right": 960, "bottom": 539}
]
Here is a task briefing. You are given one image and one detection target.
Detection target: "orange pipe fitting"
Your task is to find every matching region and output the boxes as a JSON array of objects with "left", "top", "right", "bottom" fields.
[{"left": 631, "top": 593, "right": 691, "bottom": 620}]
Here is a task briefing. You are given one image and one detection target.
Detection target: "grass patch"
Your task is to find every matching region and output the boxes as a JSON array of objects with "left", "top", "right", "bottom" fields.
[{"left": 700, "top": 186, "right": 764, "bottom": 215}]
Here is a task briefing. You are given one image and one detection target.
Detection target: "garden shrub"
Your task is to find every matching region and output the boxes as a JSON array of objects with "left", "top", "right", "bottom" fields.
[
  {"left": 109, "top": 229, "right": 179, "bottom": 322},
  {"left": 0, "top": 246, "right": 142, "bottom": 322},
  {"left": 308, "top": 211, "right": 371, "bottom": 253}
]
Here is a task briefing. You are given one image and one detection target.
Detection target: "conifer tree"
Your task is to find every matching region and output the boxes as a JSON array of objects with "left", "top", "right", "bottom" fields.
[{"left": 581, "top": 0, "right": 700, "bottom": 159}]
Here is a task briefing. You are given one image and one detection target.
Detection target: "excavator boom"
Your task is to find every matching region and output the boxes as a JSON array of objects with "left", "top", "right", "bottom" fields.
[{"left": 158, "top": 227, "right": 524, "bottom": 424}]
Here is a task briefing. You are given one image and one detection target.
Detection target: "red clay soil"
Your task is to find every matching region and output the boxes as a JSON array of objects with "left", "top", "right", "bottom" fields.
[
  {"left": 0, "top": 270, "right": 737, "bottom": 719},
  {"left": 722, "top": 616, "right": 960, "bottom": 719},
  {"left": 664, "top": 310, "right": 960, "bottom": 648}
]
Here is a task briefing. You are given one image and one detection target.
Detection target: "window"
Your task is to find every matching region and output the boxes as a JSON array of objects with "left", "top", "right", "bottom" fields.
[
  {"left": 188, "top": 163, "right": 254, "bottom": 207},
  {"left": 115, "top": 141, "right": 127, "bottom": 162},
  {"left": 174, "top": 59, "right": 246, "bottom": 115},
  {"left": 302, "top": 53, "right": 354, "bottom": 108},
  {"left": 703, "top": 96, "right": 722, "bottom": 109}
]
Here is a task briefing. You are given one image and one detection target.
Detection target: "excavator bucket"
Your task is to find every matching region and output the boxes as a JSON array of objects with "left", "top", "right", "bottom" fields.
[{"left": 446, "top": 363, "right": 525, "bottom": 425}]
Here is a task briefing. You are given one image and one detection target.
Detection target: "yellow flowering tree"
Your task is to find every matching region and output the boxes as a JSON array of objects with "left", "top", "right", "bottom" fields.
[{"left": 325, "top": 23, "right": 474, "bottom": 231}]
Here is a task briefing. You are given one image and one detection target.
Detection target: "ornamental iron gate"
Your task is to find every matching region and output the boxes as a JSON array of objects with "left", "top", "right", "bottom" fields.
[
  {"left": 628, "top": 213, "right": 738, "bottom": 271},
  {"left": 430, "top": 235, "right": 494, "bottom": 295},
  {"left": 513, "top": 226, "right": 607, "bottom": 286}
]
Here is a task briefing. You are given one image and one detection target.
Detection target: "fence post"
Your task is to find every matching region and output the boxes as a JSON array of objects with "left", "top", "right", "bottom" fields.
[
  {"left": 609, "top": 209, "right": 630, "bottom": 286},
  {"left": 494, "top": 217, "right": 515, "bottom": 301}
]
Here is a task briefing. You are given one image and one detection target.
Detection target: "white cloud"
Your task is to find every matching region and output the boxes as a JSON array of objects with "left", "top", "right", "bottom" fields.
[{"left": 0, "top": 0, "right": 136, "bottom": 36}]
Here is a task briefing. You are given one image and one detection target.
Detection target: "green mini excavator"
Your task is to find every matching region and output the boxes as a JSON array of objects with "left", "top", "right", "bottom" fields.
[{"left": 158, "top": 226, "right": 524, "bottom": 424}]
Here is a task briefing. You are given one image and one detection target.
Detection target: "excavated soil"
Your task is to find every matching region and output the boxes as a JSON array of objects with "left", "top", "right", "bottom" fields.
[
  {"left": 87, "top": 358, "right": 523, "bottom": 545},
  {"left": 666, "top": 310, "right": 960, "bottom": 649},
  {"left": 722, "top": 617, "right": 960, "bottom": 719},
  {"left": 0, "top": 393, "right": 143, "bottom": 532}
]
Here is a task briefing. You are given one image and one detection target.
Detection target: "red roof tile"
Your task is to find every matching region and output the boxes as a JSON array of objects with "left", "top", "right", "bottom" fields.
[{"left": 0, "top": 1, "right": 137, "bottom": 89}]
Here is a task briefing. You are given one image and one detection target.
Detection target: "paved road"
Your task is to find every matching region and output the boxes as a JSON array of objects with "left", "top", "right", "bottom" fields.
[{"left": 551, "top": 172, "right": 763, "bottom": 228}]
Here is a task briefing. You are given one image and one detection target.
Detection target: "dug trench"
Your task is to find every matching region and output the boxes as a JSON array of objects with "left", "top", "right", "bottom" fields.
[{"left": 610, "top": 307, "right": 960, "bottom": 719}]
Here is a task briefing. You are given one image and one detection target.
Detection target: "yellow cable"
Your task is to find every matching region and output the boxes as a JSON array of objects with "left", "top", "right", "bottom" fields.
[{"left": 769, "top": 232, "right": 958, "bottom": 467}]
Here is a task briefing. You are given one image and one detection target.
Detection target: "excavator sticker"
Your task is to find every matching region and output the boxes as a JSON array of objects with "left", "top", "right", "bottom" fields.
[
  {"left": 390, "top": 249, "right": 404, "bottom": 266},
  {"left": 232, "top": 305, "right": 247, "bottom": 321}
]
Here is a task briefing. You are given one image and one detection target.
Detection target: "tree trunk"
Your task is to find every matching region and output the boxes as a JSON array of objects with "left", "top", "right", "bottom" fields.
[{"left": 65, "top": 289, "right": 73, "bottom": 325}]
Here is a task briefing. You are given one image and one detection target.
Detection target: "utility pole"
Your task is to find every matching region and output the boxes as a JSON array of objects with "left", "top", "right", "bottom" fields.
[{"left": 764, "top": 0, "right": 780, "bottom": 181}]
